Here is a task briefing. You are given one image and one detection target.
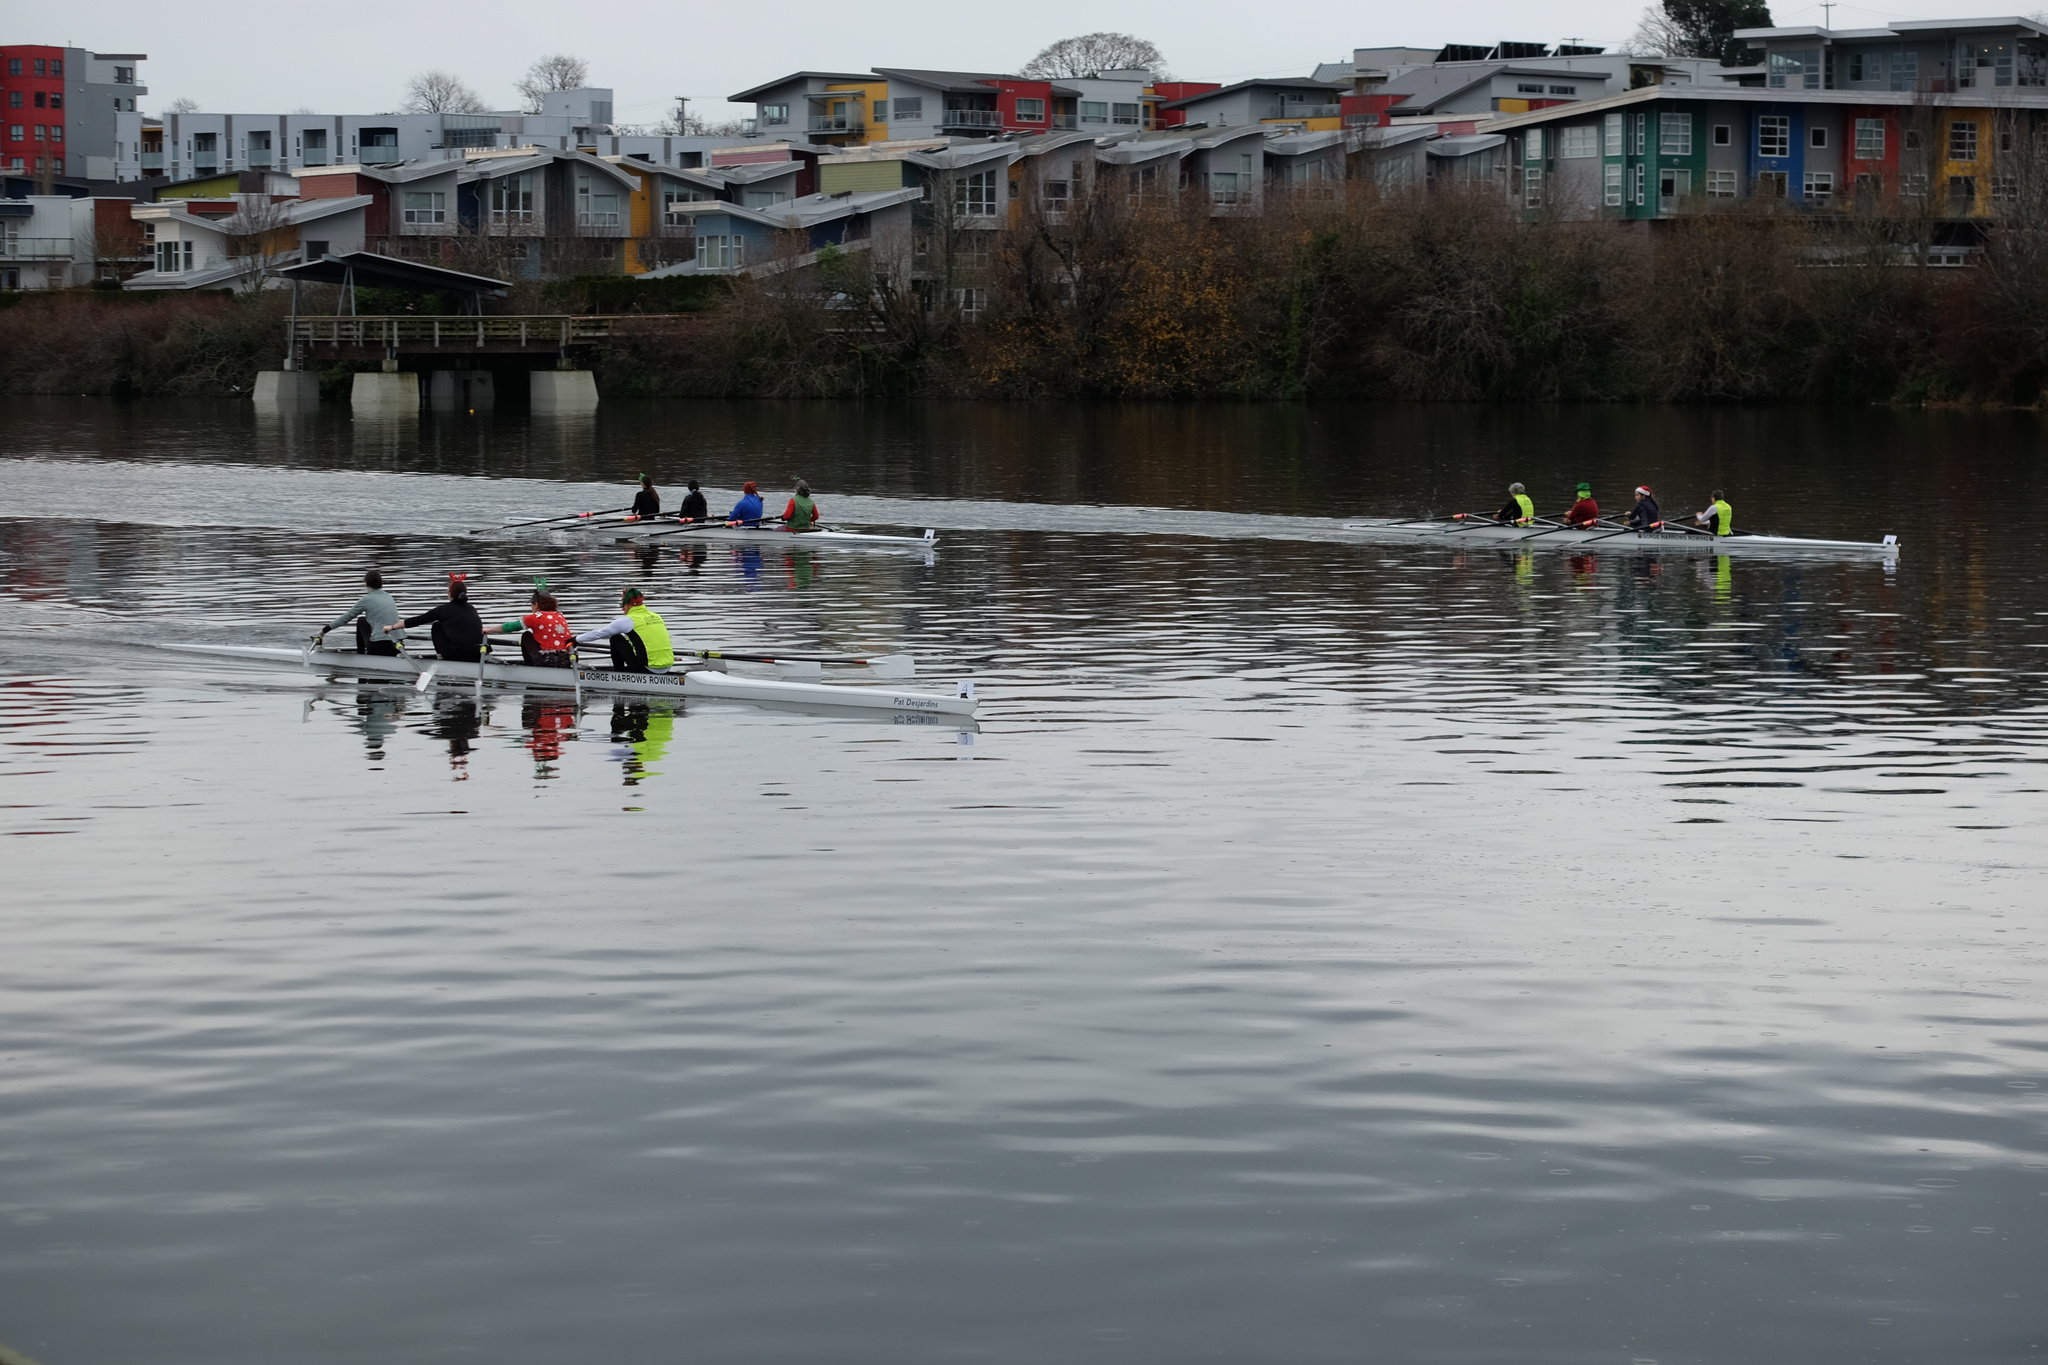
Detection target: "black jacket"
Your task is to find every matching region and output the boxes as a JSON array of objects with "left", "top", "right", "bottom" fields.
[
  {"left": 403, "top": 600, "right": 485, "bottom": 661},
  {"left": 1628, "top": 495, "right": 1661, "bottom": 528},
  {"left": 678, "top": 489, "right": 709, "bottom": 521},
  {"left": 632, "top": 488, "right": 661, "bottom": 516}
]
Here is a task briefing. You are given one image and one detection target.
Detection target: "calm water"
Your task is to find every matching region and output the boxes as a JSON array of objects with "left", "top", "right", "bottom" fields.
[{"left": 2, "top": 398, "right": 2045, "bottom": 1365}]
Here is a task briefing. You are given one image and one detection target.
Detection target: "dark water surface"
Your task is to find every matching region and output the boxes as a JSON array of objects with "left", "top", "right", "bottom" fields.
[{"left": 2, "top": 398, "right": 2045, "bottom": 1365}]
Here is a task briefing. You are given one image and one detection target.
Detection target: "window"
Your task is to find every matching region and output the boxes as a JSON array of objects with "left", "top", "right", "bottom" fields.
[
  {"left": 1855, "top": 118, "right": 1885, "bottom": 159},
  {"left": 32, "top": 125, "right": 45, "bottom": 141},
  {"left": 953, "top": 287, "right": 987, "bottom": 320},
  {"left": 1014, "top": 97, "right": 1045, "bottom": 123},
  {"left": 1758, "top": 115, "right": 1790, "bottom": 158},
  {"left": 1549, "top": 85, "right": 1577, "bottom": 95},
  {"left": 1757, "top": 169, "right": 1787, "bottom": 197},
  {"left": 662, "top": 188, "right": 705, "bottom": 224},
  {"left": 1768, "top": 49, "right": 1822, "bottom": 89},
  {"left": 1999, "top": 127, "right": 2015, "bottom": 151},
  {"left": 6, "top": 93, "right": 15, "bottom": 107},
  {"left": 48, "top": 94, "right": 60, "bottom": 110},
  {"left": 1659, "top": 167, "right": 1691, "bottom": 207},
  {"left": 954, "top": 168, "right": 997, "bottom": 217},
  {"left": 6, "top": 60, "right": 18, "bottom": 75},
  {"left": 1949, "top": 120, "right": 1978, "bottom": 161},
  {"left": 1889, "top": 51, "right": 1918, "bottom": 91},
  {"left": 1803, "top": 171, "right": 1833, "bottom": 199},
  {"left": 1901, "top": 172, "right": 1927, "bottom": 198},
  {"left": 304, "top": 240, "right": 328, "bottom": 260},
  {"left": 743, "top": 189, "right": 786, "bottom": 207},
  {"left": 7, "top": 126, "right": 18, "bottom": 142},
  {"left": 1210, "top": 170, "right": 1242, "bottom": 203},
  {"left": 1948, "top": 174, "right": 1977, "bottom": 209},
  {"left": 1850, "top": 51, "right": 1869, "bottom": 81},
  {"left": 1112, "top": 102, "right": 1140, "bottom": 125},
  {"left": 1604, "top": 162, "right": 1623, "bottom": 206},
  {"left": 1992, "top": 174, "right": 2018, "bottom": 201},
  {"left": 402, "top": 191, "right": 446, "bottom": 224},
  {"left": 1660, "top": 113, "right": 1692, "bottom": 156},
  {"left": 1042, "top": 177, "right": 1070, "bottom": 215},
  {"left": 247, "top": 130, "right": 271, "bottom": 167},
  {"left": 696, "top": 234, "right": 744, "bottom": 270},
  {"left": 1903, "top": 128, "right": 1921, "bottom": 151},
  {"left": 490, "top": 173, "right": 534, "bottom": 222},
  {"left": 576, "top": 175, "right": 620, "bottom": 227},
  {"left": 1526, "top": 129, "right": 1544, "bottom": 159},
  {"left": 760, "top": 103, "right": 789, "bottom": 126},
  {"left": 1810, "top": 126, "right": 1827, "bottom": 148},
  {"left": 115, "top": 65, "right": 133, "bottom": 83},
  {"left": 1604, "top": 112, "right": 1622, "bottom": 157},
  {"left": 34, "top": 59, "right": 45, "bottom": 75},
  {"left": 1080, "top": 100, "right": 1108, "bottom": 123},
  {"left": 893, "top": 97, "right": 922, "bottom": 121},
  {"left": 1713, "top": 123, "right": 1730, "bottom": 146},
  {"left": 49, "top": 125, "right": 60, "bottom": 143},
  {"left": 1523, "top": 165, "right": 1543, "bottom": 207},
  {"left": 1633, "top": 113, "right": 1647, "bottom": 155},
  {"left": 1516, "top": 83, "right": 1544, "bottom": 94},
  {"left": 1957, "top": 39, "right": 2014, "bottom": 89},
  {"left": 1561, "top": 125, "right": 1598, "bottom": 158},
  {"left": 1707, "top": 168, "right": 1736, "bottom": 197},
  {"left": 155, "top": 240, "right": 191, "bottom": 272},
  {"left": 34, "top": 92, "right": 46, "bottom": 108},
  {"left": 49, "top": 59, "right": 59, "bottom": 75}
]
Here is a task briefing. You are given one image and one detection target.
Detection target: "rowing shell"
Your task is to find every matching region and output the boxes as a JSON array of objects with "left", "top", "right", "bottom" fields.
[
  {"left": 1341, "top": 519, "right": 1900, "bottom": 558},
  {"left": 161, "top": 645, "right": 978, "bottom": 718},
  {"left": 606, "top": 523, "right": 937, "bottom": 548}
]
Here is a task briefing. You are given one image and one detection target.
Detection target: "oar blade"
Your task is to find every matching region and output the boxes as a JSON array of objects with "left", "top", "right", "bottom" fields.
[{"left": 867, "top": 654, "right": 915, "bottom": 679}]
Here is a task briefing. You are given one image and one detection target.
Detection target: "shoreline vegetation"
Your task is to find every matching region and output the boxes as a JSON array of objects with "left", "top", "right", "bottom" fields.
[{"left": 6, "top": 185, "right": 2048, "bottom": 406}]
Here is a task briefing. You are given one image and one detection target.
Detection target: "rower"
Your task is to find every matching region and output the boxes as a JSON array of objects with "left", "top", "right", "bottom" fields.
[
  {"left": 573, "top": 586, "right": 675, "bottom": 673},
  {"left": 1493, "top": 482, "right": 1535, "bottom": 526},
  {"left": 318, "top": 569, "right": 403, "bottom": 656},
  {"left": 494, "top": 587, "right": 574, "bottom": 668},
  {"left": 784, "top": 479, "right": 824, "bottom": 532},
  {"left": 1564, "top": 482, "right": 1600, "bottom": 528},
  {"left": 678, "top": 479, "right": 709, "bottom": 524},
  {"left": 386, "top": 573, "right": 485, "bottom": 661},
  {"left": 1694, "top": 489, "right": 1734, "bottom": 536},
  {"left": 1628, "top": 485, "right": 1661, "bottom": 530},
  {"left": 630, "top": 474, "right": 661, "bottom": 520},
  {"left": 727, "top": 480, "right": 765, "bottom": 526}
]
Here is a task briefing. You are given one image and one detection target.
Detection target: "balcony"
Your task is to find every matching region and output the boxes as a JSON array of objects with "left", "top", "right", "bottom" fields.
[
  {"left": 808, "top": 115, "right": 865, "bottom": 134},
  {"left": 0, "top": 237, "right": 74, "bottom": 260},
  {"left": 141, "top": 150, "right": 163, "bottom": 171},
  {"left": 941, "top": 108, "right": 1003, "bottom": 130},
  {"left": 577, "top": 211, "right": 621, "bottom": 228},
  {"left": 360, "top": 145, "right": 402, "bottom": 165},
  {"left": 1051, "top": 114, "right": 1078, "bottom": 129}
]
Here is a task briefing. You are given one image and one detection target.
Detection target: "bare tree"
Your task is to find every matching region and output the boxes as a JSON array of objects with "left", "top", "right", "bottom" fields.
[
  {"left": 515, "top": 55, "right": 590, "bottom": 113},
  {"left": 1623, "top": 7, "right": 1688, "bottom": 56},
  {"left": 163, "top": 96, "right": 199, "bottom": 113},
  {"left": 1021, "top": 33, "right": 1167, "bottom": 79},
  {"left": 402, "top": 70, "right": 486, "bottom": 114},
  {"left": 222, "top": 198, "right": 299, "bottom": 294}
]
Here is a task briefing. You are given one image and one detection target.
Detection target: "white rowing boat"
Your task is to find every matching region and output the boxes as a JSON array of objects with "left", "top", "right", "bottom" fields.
[
  {"left": 1340, "top": 518, "right": 1900, "bottom": 558},
  {"left": 623, "top": 523, "right": 939, "bottom": 551},
  {"left": 161, "top": 644, "right": 979, "bottom": 718}
]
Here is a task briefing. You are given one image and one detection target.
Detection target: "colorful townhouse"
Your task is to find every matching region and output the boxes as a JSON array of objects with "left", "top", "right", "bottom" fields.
[
  {"left": 732, "top": 66, "right": 1161, "bottom": 143},
  {"left": 0, "top": 44, "right": 147, "bottom": 182},
  {"left": 1155, "top": 77, "right": 1351, "bottom": 131},
  {"left": 1479, "top": 17, "right": 2048, "bottom": 230}
]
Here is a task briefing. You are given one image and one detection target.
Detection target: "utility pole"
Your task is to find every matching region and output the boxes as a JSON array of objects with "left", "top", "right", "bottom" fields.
[
  {"left": 1819, "top": 2, "right": 1836, "bottom": 27},
  {"left": 672, "top": 95, "right": 690, "bottom": 134}
]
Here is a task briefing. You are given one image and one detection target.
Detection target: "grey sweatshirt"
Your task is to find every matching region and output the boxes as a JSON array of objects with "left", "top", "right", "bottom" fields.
[{"left": 323, "top": 589, "right": 405, "bottom": 639}]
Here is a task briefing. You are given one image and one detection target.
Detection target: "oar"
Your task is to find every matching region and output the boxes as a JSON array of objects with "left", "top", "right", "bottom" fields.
[
  {"left": 1442, "top": 514, "right": 1555, "bottom": 535},
  {"left": 680, "top": 648, "right": 914, "bottom": 678},
  {"left": 631, "top": 516, "right": 790, "bottom": 541},
  {"left": 471, "top": 504, "right": 634, "bottom": 535}
]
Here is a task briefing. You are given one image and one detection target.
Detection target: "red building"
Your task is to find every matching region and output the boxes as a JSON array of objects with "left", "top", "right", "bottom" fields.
[{"left": 0, "top": 44, "right": 68, "bottom": 177}]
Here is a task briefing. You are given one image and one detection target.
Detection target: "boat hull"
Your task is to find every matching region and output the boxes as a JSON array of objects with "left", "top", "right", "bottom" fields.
[
  {"left": 160, "top": 645, "right": 977, "bottom": 718},
  {"left": 1341, "top": 519, "right": 1899, "bottom": 557},
  {"left": 522, "top": 518, "right": 938, "bottom": 550}
]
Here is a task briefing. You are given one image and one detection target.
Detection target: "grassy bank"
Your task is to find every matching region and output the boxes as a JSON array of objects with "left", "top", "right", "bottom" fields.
[{"left": 7, "top": 187, "right": 2045, "bottom": 404}]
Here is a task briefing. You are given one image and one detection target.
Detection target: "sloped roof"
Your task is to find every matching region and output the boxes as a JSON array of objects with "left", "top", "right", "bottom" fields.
[
  {"left": 874, "top": 67, "right": 1082, "bottom": 96},
  {"left": 1159, "top": 76, "right": 1348, "bottom": 110},
  {"left": 728, "top": 71, "right": 874, "bottom": 102}
]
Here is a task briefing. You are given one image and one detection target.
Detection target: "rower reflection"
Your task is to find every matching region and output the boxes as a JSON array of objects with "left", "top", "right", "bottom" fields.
[
  {"left": 608, "top": 699, "right": 676, "bottom": 785},
  {"left": 349, "top": 687, "right": 407, "bottom": 763},
  {"left": 784, "top": 551, "right": 820, "bottom": 590},
  {"left": 428, "top": 695, "right": 484, "bottom": 781},
  {"left": 676, "top": 544, "right": 709, "bottom": 573},
  {"left": 521, "top": 696, "right": 576, "bottom": 775}
]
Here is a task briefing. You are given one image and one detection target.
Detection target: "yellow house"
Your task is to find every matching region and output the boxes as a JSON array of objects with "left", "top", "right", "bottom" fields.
[
  {"left": 817, "top": 80, "right": 892, "bottom": 146},
  {"left": 605, "top": 157, "right": 723, "bottom": 273}
]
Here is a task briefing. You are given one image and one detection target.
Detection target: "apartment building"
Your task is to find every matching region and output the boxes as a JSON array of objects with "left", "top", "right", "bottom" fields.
[
  {"left": 1157, "top": 77, "right": 1351, "bottom": 131},
  {"left": 733, "top": 67, "right": 1160, "bottom": 143},
  {"left": 0, "top": 45, "right": 147, "bottom": 181},
  {"left": 1482, "top": 17, "right": 2048, "bottom": 227},
  {"left": 0, "top": 193, "right": 141, "bottom": 288}
]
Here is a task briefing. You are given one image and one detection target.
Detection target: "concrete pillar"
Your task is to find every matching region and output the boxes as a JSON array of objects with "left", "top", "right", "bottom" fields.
[
  {"left": 529, "top": 369, "right": 599, "bottom": 414},
  {"left": 252, "top": 370, "right": 320, "bottom": 412},
  {"left": 427, "top": 370, "right": 496, "bottom": 410},
  {"left": 351, "top": 370, "right": 420, "bottom": 417}
]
